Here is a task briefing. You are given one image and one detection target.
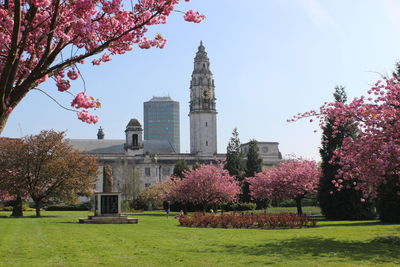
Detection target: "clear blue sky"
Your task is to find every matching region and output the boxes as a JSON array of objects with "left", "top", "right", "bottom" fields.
[{"left": 3, "top": 0, "right": 400, "bottom": 160}]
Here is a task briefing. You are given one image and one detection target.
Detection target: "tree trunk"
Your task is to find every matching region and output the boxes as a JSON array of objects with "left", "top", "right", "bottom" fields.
[
  {"left": 35, "top": 201, "right": 41, "bottom": 217},
  {"left": 0, "top": 112, "right": 10, "bottom": 136},
  {"left": 295, "top": 197, "right": 303, "bottom": 215},
  {"left": 11, "top": 195, "right": 23, "bottom": 217}
]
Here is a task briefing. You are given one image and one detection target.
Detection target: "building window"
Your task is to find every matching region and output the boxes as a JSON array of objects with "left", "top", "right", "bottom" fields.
[
  {"left": 162, "top": 167, "right": 170, "bottom": 176},
  {"left": 205, "top": 122, "right": 208, "bottom": 127},
  {"left": 145, "top": 167, "right": 151, "bottom": 177},
  {"left": 145, "top": 183, "right": 151, "bottom": 188},
  {"left": 206, "top": 141, "right": 208, "bottom": 146},
  {"left": 132, "top": 134, "right": 138, "bottom": 146}
]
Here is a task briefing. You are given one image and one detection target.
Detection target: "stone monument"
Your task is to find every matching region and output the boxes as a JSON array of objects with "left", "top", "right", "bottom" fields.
[{"left": 79, "top": 165, "right": 138, "bottom": 224}]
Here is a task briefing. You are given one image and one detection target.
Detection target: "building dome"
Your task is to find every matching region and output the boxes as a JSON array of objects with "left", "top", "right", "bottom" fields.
[{"left": 126, "top": 119, "right": 141, "bottom": 128}]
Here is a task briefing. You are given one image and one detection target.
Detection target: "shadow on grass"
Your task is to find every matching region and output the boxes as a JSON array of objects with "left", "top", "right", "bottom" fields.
[
  {"left": 317, "top": 221, "right": 387, "bottom": 227},
  {"left": 219, "top": 237, "right": 400, "bottom": 264},
  {"left": 0, "top": 215, "right": 58, "bottom": 219},
  {"left": 123, "top": 213, "right": 170, "bottom": 217}
]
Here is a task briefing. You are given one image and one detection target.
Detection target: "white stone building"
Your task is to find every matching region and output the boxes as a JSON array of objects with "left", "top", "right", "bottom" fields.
[{"left": 69, "top": 42, "right": 282, "bottom": 200}]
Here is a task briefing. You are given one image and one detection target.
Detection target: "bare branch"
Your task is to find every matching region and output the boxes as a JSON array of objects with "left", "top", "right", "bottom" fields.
[{"left": 32, "top": 87, "right": 77, "bottom": 113}]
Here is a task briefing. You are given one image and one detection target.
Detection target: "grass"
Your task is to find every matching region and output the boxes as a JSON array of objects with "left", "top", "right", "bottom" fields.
[{"left": 0, "top": 208, "right": 399, "bottom": 267}]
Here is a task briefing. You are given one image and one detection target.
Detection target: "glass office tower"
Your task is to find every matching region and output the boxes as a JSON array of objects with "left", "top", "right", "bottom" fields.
[{"left": 144, "top": 96, "right": 180, "bottom": 153}]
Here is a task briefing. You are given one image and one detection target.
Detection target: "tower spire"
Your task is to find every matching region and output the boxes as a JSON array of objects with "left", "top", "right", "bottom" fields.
[{"left": 189, "top": 42, "right": 217, "bottom": 155}]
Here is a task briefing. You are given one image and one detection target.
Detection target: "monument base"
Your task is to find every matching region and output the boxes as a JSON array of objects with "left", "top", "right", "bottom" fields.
[
  {"left": 79, "top": 215, "right": 138, "bottom": 224},
  {"left": 78, "top": 192, "right": 138, "bottom": 224}
]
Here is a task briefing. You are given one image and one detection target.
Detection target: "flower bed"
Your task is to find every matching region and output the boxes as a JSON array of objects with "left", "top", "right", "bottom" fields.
[{"left": 178, "top": 212, "right": 317, "bottom": 229}]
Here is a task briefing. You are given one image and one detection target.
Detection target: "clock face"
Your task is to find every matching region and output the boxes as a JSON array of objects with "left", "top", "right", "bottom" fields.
[{"left": 201, "top": 88, "right": 212, "bottom": 99}]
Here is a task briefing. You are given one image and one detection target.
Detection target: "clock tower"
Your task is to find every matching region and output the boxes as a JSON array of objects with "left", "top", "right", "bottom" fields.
[{"left": 189, "top": 41, "right": 217, "bottom": 155}]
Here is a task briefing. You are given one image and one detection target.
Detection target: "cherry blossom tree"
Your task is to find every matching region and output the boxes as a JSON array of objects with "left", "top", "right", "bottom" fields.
[
  {"left": 292, "top": 77, "right": 400, "bottom": 222},
  {"left": 247, "top": 158, "right": 320, "bottom": 214},
  {"left": 166, "top": 163, "right": 241, "bottom": 211},
  {"left": 0, "top": 0, "right": 204, "bottom": 133},
  {"left": 137, "top": 180, "right": 172, "bottom": 209}
]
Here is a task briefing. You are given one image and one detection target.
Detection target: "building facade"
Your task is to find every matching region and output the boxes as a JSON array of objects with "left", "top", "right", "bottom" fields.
[
  {"left": 144, "top": 96, "right": 180, "bottom": 153},
  {"left": 68, "top": 42, "right": 282, "bottom": 200}
]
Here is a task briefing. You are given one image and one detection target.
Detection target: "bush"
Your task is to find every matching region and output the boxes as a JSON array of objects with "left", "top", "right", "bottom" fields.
[
  {"left": 121, "top": 200, "right": 134, "bottom": 212},
  {"left": 279, "top": 197, "right": 317, "bottom": 207},
  {"left": 221, "top": 202, "right": 257, "bottom": 211},
  {"left": 1, "top": 203, "right": 35, "bottom": 212},
  {"left": 179, "top": 212, "right": 317, "bottom": 229},
  {"left": 1, "top": 206, "right": 13, "bottom": 211},
  {"left": 45, "top": 202, "right": 92, "bottom": 211}
]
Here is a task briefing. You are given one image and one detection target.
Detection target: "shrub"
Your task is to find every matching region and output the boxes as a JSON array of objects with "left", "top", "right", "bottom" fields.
[
  {"left": 179, "top": 212, "right": 317, "bottom": 229},
  {"left": 221, "top": 202, "right": 257, "bottom": 211},
  {"left": 121, "top": 200, "right": 134, "bottom": 212},
  {"left": 45, "top": 202, "right": 92, "bottom": 211},
  {"left": 1, "top": 204, "right": 35, "bottom": 212}
]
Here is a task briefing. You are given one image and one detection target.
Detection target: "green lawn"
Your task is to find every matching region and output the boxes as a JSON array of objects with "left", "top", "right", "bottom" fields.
[{"left": 0, "top": 209, "right": 399, "bottom": 267}]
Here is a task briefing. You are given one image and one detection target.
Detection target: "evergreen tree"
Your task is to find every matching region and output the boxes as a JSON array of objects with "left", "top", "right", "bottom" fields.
[
  {"left": 392, "top": 61, "right": 400, "bottom": 79},
  {"left": 172, "top": 159, "right": 189, "bottom": 179},
  {"left": 318, "top": 86, "right": 375, "bottom": 220},
  {"left": 242, "top": 139, "right": 262, "bottom": 202},
  {"left": 225, "top": 128, "right": 243, "bottom": 176}
]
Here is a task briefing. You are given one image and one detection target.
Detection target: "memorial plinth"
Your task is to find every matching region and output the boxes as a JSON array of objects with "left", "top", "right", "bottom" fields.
[
  {"left": 79, "top": 192, "right": 138, "bottom": 224},
  {"left": 79, "top": 165, "right": 138, "bottom": 224}
]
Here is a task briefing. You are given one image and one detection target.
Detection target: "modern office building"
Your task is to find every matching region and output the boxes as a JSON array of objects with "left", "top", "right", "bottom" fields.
[{"left": 143, "top": 96, "right": 180, "bottom": 153}]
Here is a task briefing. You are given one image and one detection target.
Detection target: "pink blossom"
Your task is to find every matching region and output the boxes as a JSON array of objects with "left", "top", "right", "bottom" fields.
[
  {"left": 67, "top": 70, "right": 80, "bottom": 80},
  {"left": 71, "top": 92, "right": 100, "bottom": 109},
  {"left": 0, "top": 0, "right": 203, "bottom": 127},
  {"left": 184, "top": 10, "right": 205, "bottom": 23},
  {"left": 77, "top": 110, "right": 99, "bottom": 124},
  {"left": 247, "top": 158, "right": 320, "bottom": 201},
  {"left": 293, "top": 77, "right": 400, "bottom": 198},
  {"left": 166, "top": 163, "right": 240, "bottom": 207},
  {"left": 56, "top": 80, "right": 71, "bottom": 92}
]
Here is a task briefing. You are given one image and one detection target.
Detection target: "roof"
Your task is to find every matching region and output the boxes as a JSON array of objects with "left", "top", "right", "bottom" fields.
[
  {"left": 68, "top": 139, "right": 175, "bottom": 154},
  {"left": 126, "top": 119, "right": 141, "bottom": 127},
  {"left": 148, "top": 96, "right": 174, "bottom": 102},
  {"left": 68, "top": 139, "right": 125, "bottom": 154}
]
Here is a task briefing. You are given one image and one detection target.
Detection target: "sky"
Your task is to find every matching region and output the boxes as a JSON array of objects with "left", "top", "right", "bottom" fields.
[{"left": 3, "top": 0, "right": 400, "bottom": 160}]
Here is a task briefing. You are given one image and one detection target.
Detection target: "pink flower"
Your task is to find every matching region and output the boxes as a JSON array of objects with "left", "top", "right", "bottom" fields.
[
  {"left": 77, "top": 110, "right": 99, "bottom": 124},
  {"left": 92, "top": 59, "right": 102, "bottom": 66},
  {"left": 71, "top": 92, "right": 100, "bottom": 109},
  {"left": 67, "top": 70, "right": 80, "bottom": 80},
  {"left": 56, "top": 79, "right": 71, "bottom": 92},
  {"left": 184, "top": 10, "right": 205, "bottom": 23}
]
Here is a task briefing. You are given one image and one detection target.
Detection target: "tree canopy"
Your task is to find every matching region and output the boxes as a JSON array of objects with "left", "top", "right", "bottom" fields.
[
  {"left": 225, "top": 128, "right": 243, "bottom": 176},
  {"left": 248, "top": 158, "right": 320, "bottom": 214},
  {"left": 0, "top": 130, "right": 99, "bottom": 216},
  {"left": 166, "top": 163, "right": 240, "bottom": 211}
]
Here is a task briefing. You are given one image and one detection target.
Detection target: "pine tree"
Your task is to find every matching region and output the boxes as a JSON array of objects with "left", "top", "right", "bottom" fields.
[
  {"left": 318, "top": 86, "right": 375, "bottom": 220},
  {"left": 242, "top": 139, "right": 262, "bottom": 202},
  {"left": 225, "top": 128, "right": 243, "bottom": 176},
  {"left": 172, "top": 159, "right": 189, "bottom": 179}
]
